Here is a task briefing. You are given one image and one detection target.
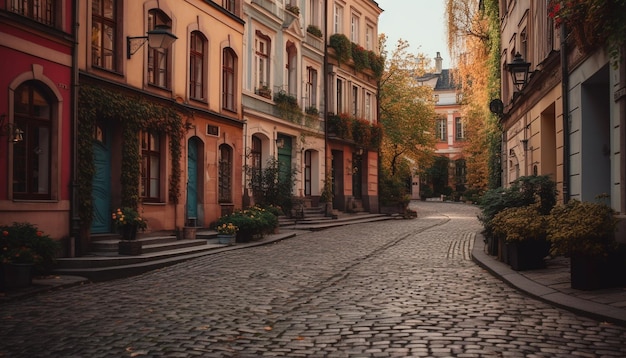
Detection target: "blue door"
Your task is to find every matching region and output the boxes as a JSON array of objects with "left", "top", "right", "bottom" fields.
[
  {"left": 186, "top": 137, "right": 199, "bottom": 224},
  {"left": 91, "top": 121, "right": 112, "bottom": 234}
]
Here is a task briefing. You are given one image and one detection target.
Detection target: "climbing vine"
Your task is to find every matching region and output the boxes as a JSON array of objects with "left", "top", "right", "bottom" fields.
[{"left": 77, "top": 85, "right": 184, "bottom": 228}]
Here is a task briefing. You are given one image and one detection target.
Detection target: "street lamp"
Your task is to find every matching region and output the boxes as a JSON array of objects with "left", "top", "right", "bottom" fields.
[
  {"left": 127, "top": 25, "right": 177, "bottom": 59},
  {"left": 507, "top": 52, "right": 531, "bottom": 92}
]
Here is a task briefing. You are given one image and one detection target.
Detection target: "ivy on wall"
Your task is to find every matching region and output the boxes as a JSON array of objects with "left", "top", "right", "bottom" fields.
[{"left": 77, "top": 85, "right": 184, "bottom": 228}]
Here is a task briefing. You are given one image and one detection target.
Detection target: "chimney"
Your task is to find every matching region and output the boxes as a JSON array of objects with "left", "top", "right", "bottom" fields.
[{"left": 435, "top": 52, "right": 443, "bottom": 74}]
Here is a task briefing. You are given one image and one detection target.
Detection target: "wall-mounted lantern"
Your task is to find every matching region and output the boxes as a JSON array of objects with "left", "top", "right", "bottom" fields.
[
  {"left": 507, "top": 52, "right": 531, "bottom": 92},
  {"left": 127, "top": 25, "right": 177, "bottom": 59},
  {"left": 0, "top": 114, "right": 24, "bottom": 143}
]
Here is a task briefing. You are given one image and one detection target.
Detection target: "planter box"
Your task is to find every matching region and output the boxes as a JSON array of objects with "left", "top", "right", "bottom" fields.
[
  {"left": 1, "top": 263, "right": 33, "bottom": 290},
  {"left": 507, "top": 240, "right": 549, "bottom": 271},
  {"left": 486, "top": 236, "right": 498, "bottom": 256},
  {"left": 218, "top": 234, "right": 236, "bottom": 245},
  {"left": 570, "top": 252, "right": 623, "bottom": 290}
]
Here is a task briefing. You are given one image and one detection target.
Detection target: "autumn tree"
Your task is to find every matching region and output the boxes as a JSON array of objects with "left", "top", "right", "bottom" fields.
[
  {"left": 446, "top": 0, "right": 501, "bottom": 193},
  {"left": 377, "top": 35, "right": 437, "bottom": 203}
]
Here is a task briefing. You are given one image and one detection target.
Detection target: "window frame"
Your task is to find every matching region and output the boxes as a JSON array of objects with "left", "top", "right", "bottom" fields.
[
  {"left": 436, "top": 117, "right": 447, "bottom": 142},
  {"left": 140, "top": 131, "right": 162, "bottom": 202},
  {"left": 147, "top": 9, "right": 173, "bottom": 89},
  {"left": 12, "top": 82, "right": 53, "bottom": 200},
  {"left": 91, "top": 0, "right": 118, "bottom": 71},
  {"left": 10, "top": 0, "right": 56, "bottom": 26},
  {"left": 218, "top": 144, "right": 233, "bottom": 203},
  {"left": 254, "top": 31, "right": 271, "bottom": 91},
  {"left": 189, "top": 31, "right": 206, "bottom": 101},
  {"left": 222, "top": 48, "right": 237, "bottom": 111}
]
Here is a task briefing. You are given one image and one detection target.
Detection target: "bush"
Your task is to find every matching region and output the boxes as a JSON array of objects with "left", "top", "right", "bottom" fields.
[
  {"left": 547, "top": 199, "right": 619, "bottom": 257},
  {"left": 215, "top": 206, "right": 278, "bottom": 242},
  {"left": 0, "top": 222, "right": 61, "bottom": 275},
  {"left": 491, "top": 204, "right": 547, "bottom": 242},
  {"left": 478, "top": 175, "right": 557, "bottom": 239}
]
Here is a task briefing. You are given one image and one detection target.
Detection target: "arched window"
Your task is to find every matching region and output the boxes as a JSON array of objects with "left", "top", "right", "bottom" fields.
[
  {"left": 148, "top": 9, "right": 173, "bottom": 88},
  {"left": 218, "top": 144, "right": 232, "bottom": 202},
  {"left": 13, "top": 82, "right": 52, "bottom": 199},
  {"left": 190, "top": 31, "right": 207, "bottom": 100},
  {"left": 222, "top": 48, "right": 237, "bottom": 111}
]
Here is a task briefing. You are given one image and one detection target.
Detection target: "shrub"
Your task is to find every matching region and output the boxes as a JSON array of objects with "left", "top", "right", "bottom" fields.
[
  {"left": 215, "top": 207, "right": 278, "bottom": 242},
  {"left": 547, "top": 199, "right": 619, "bottom": 257},
  {"left": 329, "top": 33, "right": 352, "bottom": 65},
  {"left": 306, "top": 24, "right": 323, "bottom": 38},
  {"left": 491, "top": 204, "right": 547, "bottom": 242},
  {"left": 0, "top": 222, "right": 61, "bottom": 275}
]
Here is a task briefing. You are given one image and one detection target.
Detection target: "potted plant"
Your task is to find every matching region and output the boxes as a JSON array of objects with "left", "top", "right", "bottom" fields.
[
  {"left": 112, "top": 207, "right": 148, "bottom": 255},
  {"left": 491, "top": 203, "right": 550, "bottom": 271},
  {"left": 0, "top": 222, "right": 60, "bottom": 290},
  {"left": 256, "top": 85, "right": 272, "bottom": 99},
  {"left": 546, "top": 199, "right": 621, "bottom": 290},
  {"left": 216, "top": 223, "right": 238, "bottom": 245}
]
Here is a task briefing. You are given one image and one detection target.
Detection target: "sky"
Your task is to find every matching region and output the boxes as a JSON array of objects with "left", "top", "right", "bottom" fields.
[{"left": 376, "top": 0, "right": 450, "bottom": 70}]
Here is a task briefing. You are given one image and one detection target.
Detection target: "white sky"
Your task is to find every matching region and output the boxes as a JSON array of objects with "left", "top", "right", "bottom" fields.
[{"left": 377, "top": 0, "right": 450, "bottom": 70}]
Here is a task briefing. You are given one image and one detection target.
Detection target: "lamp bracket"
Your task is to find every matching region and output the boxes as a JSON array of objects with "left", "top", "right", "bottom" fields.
[
  {"left": 0, "top": 114, "right": 24, "bottom": 143},
  {"left": 127, "top": 36, "right": 149, "bottom": 59}
]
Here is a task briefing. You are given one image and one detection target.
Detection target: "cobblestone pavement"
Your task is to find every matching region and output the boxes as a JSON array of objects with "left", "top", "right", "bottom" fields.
[{"left": 2, "top": 202, "right": 626, "bottom": 357}]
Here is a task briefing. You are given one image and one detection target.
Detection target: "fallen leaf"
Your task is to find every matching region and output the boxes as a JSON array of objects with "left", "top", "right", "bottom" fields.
[{"left": 264, "top": 326, "right": 272, "bottom": 331}]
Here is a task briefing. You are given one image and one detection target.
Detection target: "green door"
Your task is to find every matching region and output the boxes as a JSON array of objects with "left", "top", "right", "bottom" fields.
[
  {"left": 186, "top": 137, "right": 199, "bottom": 224},
  {"left": 91, "top": 121, "right": 112, "bottom": 234}
]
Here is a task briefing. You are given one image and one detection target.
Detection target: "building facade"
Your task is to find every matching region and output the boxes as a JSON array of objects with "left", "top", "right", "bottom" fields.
[
  {"left": 499, "top": 0, "right": 626, "bottom": 237},
  {"left": 75, "top": 0, "right": 245, "bottom": 252},
  {"left": 0, "top": 0, "right": 75, "bottom": 242}
]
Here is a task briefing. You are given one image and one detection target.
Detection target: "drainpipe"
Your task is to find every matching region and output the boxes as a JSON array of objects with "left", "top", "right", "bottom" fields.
[
  {"left": 619, "top": 45, "right": 626, "bottom": 214},
  {"left": 69, "top": 0, "right": 80, "bottom": 257},
  {"left": 560, "top": 23, "right": 570, "bottom": 203},
  {"left": 323, "top": 0, "right": 329, "bottom": 196}
]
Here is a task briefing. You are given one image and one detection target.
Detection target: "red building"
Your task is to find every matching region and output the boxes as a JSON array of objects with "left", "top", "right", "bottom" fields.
[{"left": 0, "top": 1, "right": 75, "bottom": 249}]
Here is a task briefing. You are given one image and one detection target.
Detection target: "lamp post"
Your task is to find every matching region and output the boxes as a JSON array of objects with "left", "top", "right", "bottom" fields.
[
  {"left": 507, "top": 52, "right": 531, "bottom": 92},
  {"left": 127, "top": 24, "right": 177, "bottom": 59}
]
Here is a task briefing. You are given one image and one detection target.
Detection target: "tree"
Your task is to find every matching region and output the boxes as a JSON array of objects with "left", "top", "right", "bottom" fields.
[
  {"left": 446, "top": 0, "right": 501, "bottom": 193},
  {"left": 378, "top": 35, "right": 436, "bottom": 180}
]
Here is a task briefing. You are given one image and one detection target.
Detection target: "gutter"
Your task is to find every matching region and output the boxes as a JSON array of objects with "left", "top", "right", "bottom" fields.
[{"left": 560, "top": 24, "right": 570, "bottom": 203}]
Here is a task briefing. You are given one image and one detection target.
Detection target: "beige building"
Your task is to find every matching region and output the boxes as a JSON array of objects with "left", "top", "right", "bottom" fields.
[{"left": 76, "top": 0, "right": 245, "bottom": 251}]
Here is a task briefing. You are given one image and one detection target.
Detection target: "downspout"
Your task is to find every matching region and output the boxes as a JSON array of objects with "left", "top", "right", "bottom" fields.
[
  {"left": 69, "top": 0, "right": 80, "bottom": 257},
  {"left": 323, "top": 0, "right": 329, "bottom": 196},
  {"left": 560, "top": 23, "right": 570, "bottom": 203}
]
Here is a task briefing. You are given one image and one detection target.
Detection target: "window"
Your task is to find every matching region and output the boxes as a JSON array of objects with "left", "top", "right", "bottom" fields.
[
  {"left": 190, "top": 31, "right": 206, "bottom": 100},
  {"left": 308, "top": 0, "right": 320, "bottom": 27},
  {"left": 286, "top": 42, "right": 297, "bottom": 96},
  {"left": 336, "top": 78, "right": 344, "bottom": 114},
  {"left": 224, "top": 0, "right": 235, "bottom": 13},
  {"left": 365, "top": 25, "right": 373, "bottom": 50},
  {"left": 11, "top": 0, "right": 55, "bottom": 26},
  {"left": 222, "top": 48, "right": 237, "bottom": 111},
  {"left": 92, "top": 0, "right": 117, "bottom": 71},
  {"left": 351, "top": 85, "right": 359, "bottom": 117},
  {"left": 141, "top": 131, "right": 161, "bottom": 201},
  {"left": 333, "top": 4, "right": 343, "bottom": 34},
  {"left": 351, "top": 14, "right": 360, "bottom": 43},
  {"left": 148, "top": 10, "right": 173, "bottom": 88},
  {"left": 436, "top": 118, "right": 447, "bottom": 141},
  {"left": 219, "top": 144, "right": 233, "bottom": 202},
  {"left": 255, "top": 31, "right": 271, "bottom": 91},
  {"left": 365, "top": 92, "right": 372, "bottom": 121},
  {"left": 455, "top": 117, "right": 465, "bottom": 140},
  {"left": 306, "top": 67, "right": 318, "bottom": 110},
  {"left": 12, "top": 82, "right": 52, "bottom": 199}
]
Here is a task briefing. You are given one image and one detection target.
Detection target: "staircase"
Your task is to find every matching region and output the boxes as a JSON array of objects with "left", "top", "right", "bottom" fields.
[{"left": 54, "top": 207, "right": 396, "bottom": 282}]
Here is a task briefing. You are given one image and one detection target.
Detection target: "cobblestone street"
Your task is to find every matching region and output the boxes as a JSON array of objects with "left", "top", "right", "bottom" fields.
[{"left": 2, "top": 202, "right": 626, "bottom": 357}]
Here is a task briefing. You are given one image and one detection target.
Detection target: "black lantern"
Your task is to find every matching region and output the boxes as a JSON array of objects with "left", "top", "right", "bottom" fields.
[
  {"left": 507, "top": 52, "right": 531, "bottom": 92},
  {"left": 127, "top": 25, "right": 177, "bottom": 59}
]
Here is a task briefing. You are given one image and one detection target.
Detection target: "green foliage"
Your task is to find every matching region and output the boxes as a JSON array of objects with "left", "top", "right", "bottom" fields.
[
  {"left": 379, "top": 165, "right": 410, "bottom": 206},
  {"left": 351, "top": 43, "right": 370, "bottom": 71},
  {"left": 247, "top": 157, "right": 298, "bottom": 214},
  {"left": 274, "top": 90, "right": 303, "bottom": 123},
  {"left": 327, "top": 114, "right": 381, "bottom": 149},
  {"left": 78, "top": 85, "right": 184, "bottom": 229},
  {"left": 320, "top": 172, "right": 333, "bottom": 203},
  {"left": 491, "top": 204, "right": 547, "bottom": 242},
  {"left": 329, "top": 33, "right": 352, "bottom": 65},
  {"left": 306, "top": 24, "right": 323, "bottom": 38},
  {"left": 478, "top": 175, "right": 557, "bottom": 239},
  {"left": 215, "top": 206, "right": 278, "bottom": 242},
  {"left": 111, "top": 207, "right": 148, "bottom": 231},
  {"left": 0, "top": 222, "right": 61, "bottom": 275},
  {"left": 547, "top": 199, "right": 619, "bottom": 257}
]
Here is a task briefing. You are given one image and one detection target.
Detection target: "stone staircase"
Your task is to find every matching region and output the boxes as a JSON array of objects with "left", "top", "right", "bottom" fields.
[{"left": 54, "top": 207, "right": 396, "bottom": 282}]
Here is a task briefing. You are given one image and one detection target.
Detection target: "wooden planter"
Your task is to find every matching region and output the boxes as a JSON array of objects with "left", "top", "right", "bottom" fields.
[
  {"left": 570, "top": 252, "right": 623, "bottom": 290},
  {"left": 507, "top": 239, "right": 550, "bottom": 271},
  {"left": 1, "top": 263, "right": 34, "bottom": 290},
  {"left": 217, "top": 234, "right": 236, "bottom": 245}
]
